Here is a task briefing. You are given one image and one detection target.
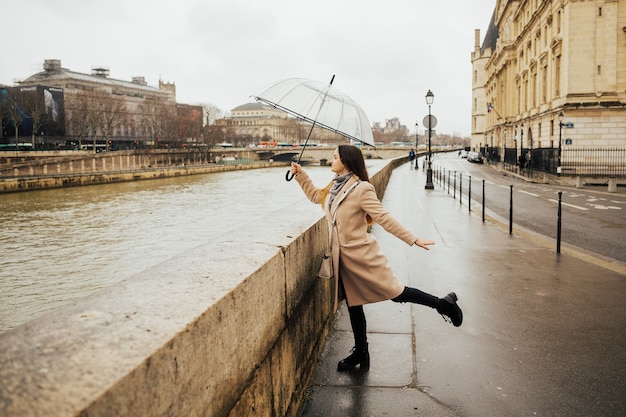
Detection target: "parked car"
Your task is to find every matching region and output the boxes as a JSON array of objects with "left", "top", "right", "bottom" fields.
[
  {"left": 467, "top": 151, "right": 483, "bottom": 163},
  {"left": 459, "top": 150, "right": 469, "bottom": 158}
]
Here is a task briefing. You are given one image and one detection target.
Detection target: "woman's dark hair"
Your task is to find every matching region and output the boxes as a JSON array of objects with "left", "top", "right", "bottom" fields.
[{"left": 338, "top": 144, "right": 369, "bottom": 182}]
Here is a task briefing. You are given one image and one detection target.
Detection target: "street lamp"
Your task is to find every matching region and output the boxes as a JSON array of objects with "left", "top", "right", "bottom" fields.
[
  {"left": 557, "top": 111, "right": 564, "bottom": 176},
  {"left": 414, "top": 122, "right": 419, "bottom": 169},
  {"left": 425, "top": 90, "right": 434, "bottom": 190}
]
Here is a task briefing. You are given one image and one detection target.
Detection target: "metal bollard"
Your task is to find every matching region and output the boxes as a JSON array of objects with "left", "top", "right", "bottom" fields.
[
  {"left": 557, "top": 191, "right": 562, "bottom": 254},
  {"left": 459, "top": 172, "right": 463, "bottom": 205},
  {"left": 509, "top": 185, "right": 513, "bottom": 235},
  {"left": 482, "top": 179, "right": 485, "bottom": 222},
  {"left": 453, "top": 171, "right": 457, "bottom": 199},
  {"left": 468, "top": 176, "right": 472, "bottom": 212}
]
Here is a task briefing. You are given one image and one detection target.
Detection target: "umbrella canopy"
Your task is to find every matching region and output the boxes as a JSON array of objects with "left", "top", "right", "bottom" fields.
[{"left": 252, "top": 76, "right": 375, "bottom": 147}]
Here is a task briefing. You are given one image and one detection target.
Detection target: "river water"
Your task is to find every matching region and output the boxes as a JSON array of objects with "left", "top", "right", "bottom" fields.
[{"left": 0, "top": 161, "right": 386, "bottom": 333}]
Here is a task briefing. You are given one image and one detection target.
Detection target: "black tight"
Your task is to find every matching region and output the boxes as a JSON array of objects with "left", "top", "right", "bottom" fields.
[
  {"left": 347, "top": 305, "right": 367, "bottom": 348},
  {"left": 346, "top": 286, "right": 441, "bottom": 348},
  {"left": 391, "top": 286, "right": 440, "bottom": 308}
]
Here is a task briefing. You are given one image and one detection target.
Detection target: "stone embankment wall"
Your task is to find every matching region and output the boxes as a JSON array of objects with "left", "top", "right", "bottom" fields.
[
  {"left": 0, "top": 157, "right": 407, "bottom": 416},
  {"left": 0, "top": 149, "right": 268, "bottom": 193}
]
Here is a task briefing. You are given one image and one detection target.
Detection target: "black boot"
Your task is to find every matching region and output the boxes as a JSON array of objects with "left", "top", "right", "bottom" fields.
[
  {"left": 337, "top": 344, "right": 370, "bottom": 372},
  {"left": 436, "top": 292, "right": 463, "bottom": 327}
]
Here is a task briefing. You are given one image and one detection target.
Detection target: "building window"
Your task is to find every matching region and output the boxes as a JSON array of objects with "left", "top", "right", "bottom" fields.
[
  {"left": 532, "top": 72, "right": 537, "bottom": 108},
  {"left": 555, "top": 55, "right": 561, "bottom": 97},
  {"left": 542, "top": 64, "right": 548, "bottom": 103},
  {"left": 550, "top": 119, "right": 554, "bottom": 137},
  {"left": 597, "top": 65, "right": 602, "bottom": 75}
]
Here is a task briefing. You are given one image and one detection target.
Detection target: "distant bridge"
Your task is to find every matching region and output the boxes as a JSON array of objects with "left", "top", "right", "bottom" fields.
[{"left": 249, "top": 147, "right": 420, "bottom": 163}]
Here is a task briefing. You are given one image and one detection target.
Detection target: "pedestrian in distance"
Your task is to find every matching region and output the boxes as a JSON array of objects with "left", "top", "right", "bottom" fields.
[{"left": 290, "top": 144, "right": 463, "bottom": 372}]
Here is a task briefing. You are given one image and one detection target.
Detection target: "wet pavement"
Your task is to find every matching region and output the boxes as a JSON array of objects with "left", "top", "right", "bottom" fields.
[{"left": 298, "top": 162, "right": 626, "bottom": 417}]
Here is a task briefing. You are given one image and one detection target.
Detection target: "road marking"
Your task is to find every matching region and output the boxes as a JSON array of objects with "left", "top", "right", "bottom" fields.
[
  {"left": 519, "top": 190, "right": 539, "bottom": 197},
  {"left": 548, "top": 199, "right": 589, "bottom": 211},
  {"left": 588, "top": 204, "right": 622, "bottom": 210}
]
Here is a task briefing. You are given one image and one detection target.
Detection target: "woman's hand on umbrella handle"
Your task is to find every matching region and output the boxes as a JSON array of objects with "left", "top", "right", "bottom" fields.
[
  {"left": 286, "top": 162, "right": 303, "bottom": 181},
  {"left": 291, "top": 162, "right": 302, "bottom": 176},
  {"left": 414, "top": 238, "right": 435, "bottom": 250}
]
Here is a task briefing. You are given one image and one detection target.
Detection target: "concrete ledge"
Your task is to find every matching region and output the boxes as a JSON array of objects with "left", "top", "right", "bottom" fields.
[{"left": 0, "top": 158, "right": 403, "bottom": 416}]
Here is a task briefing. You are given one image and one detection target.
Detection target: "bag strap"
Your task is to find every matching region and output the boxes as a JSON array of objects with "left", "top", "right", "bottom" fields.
[{"left": 328, "top": 181, "right": 359, "bottom": 247}]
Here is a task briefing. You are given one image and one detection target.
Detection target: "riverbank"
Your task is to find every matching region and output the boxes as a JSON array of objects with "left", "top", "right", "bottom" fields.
[
  {"left": 0, "top": 161, "right": 289, "bottom": 194},
  {"left": 0, "top": 146, "right": 418, "bottom": 194}
]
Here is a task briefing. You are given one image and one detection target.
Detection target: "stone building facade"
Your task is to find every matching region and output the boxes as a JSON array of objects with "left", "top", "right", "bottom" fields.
[
  {"left": 472, "top": 0, "right": 626, "bottom": 157},
  {"left": 216, "top": 102, "right": 343, "bottom": 147},
  {"left": 10, "top": 59, "right": 201, "bottom": 149},
  {"left": 217, "top": 102, "right": 292, "bottom": 144}
]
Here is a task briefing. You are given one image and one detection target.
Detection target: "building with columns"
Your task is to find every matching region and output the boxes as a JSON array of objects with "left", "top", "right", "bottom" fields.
[
  {"left": 215, "top": 102, "right": 345, "bottom": 147},
  {"left": 216, "top": 102, "right": 293, "bottom": 145},
  {"left": 472, "top": 0, "right": 626, "bottom": 172}
]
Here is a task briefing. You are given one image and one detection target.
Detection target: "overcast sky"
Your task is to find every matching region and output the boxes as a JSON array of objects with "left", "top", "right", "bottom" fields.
[{"left": 1, "top": 0, "right": 495, "bottom": 137}]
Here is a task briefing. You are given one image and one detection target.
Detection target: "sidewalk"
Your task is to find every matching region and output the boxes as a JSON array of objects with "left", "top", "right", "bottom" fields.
[{"left": 298, "top": 162, "right": 626, "bottom": 417}]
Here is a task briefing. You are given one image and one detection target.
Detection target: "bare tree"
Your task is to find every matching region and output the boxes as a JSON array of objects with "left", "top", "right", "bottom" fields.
[
  {"left": 91, "top": 91, "right": 127, "bottom": 151},
  {"left": 139, "top": 97, "right": 175, "bottom": 147},
  {"left": 281, "top": 118, "right": 306, "bottom": 143},
  {"left": 1, "top": 89, "right": 24, "bottom": 149},
  {"left": 201, "top": 103, "right": 226, "bottom": 147},
  {"left": 202, "top": 103, "right": 226, "bottom": 127},
  {"left": 65, "top": 90, "right": 96, "bottom": 149},
  {"left": 176, "top": 105, "right": 202, "bottom": 145},
  {"left": 204, "top": 124, "right": 225, "bottom": 147},
  {"left": 0, "top": 89, "right": 8, "bottom": 140}
]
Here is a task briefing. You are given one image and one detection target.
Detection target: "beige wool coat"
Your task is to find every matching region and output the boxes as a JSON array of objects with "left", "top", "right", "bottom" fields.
[{"left": 296, "top": 171, "right": 418, "bottom": 310}]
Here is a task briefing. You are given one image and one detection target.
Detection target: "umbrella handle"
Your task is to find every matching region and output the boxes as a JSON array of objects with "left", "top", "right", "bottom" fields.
[{"left": 286, "top": 170, "right": 295, "bottom": 181}]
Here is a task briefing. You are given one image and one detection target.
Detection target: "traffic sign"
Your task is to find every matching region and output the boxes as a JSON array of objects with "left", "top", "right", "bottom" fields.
[
  {"left": 423, "top": 115, "right": 437, "bottom": 129},
  {"left": 565, "top": 123, "right": 574, "bottom": 128}
]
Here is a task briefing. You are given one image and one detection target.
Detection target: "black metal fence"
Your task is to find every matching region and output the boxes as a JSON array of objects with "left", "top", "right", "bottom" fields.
[
  {"left": 561, "top": 147, "right": 626, "bottom": 177},
  {"left": 503, "top": 146, "right": 626, "bottom": 178}
]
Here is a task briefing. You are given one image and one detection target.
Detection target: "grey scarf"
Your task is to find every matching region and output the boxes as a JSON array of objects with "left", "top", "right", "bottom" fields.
[{"left": 328, "top": 172, "right": 353, "bottom": 208}]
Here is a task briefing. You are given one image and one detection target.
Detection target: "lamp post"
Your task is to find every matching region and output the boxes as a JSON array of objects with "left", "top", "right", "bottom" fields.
[
  {"left": 557, "top": 111, "right": 564, "bottom": 176},
  {"left": 425, "top": 90, "right": 434, "bottom": 190},
  {"left": 414, "top": 122, "right": 419, "bottom": 169}
]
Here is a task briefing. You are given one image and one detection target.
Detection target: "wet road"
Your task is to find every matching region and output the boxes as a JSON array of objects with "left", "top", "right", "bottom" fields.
[{"left": 430, "top": 153, "right": 626, "bottom": 263}]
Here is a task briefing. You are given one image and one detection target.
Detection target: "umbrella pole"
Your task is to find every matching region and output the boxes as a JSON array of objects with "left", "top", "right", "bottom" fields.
[
  {"left": 286, "top": 75, "right": 336, "bottom": 182},
  {"left": 285, "top": 122, "right": 316, "bottom": 181}
]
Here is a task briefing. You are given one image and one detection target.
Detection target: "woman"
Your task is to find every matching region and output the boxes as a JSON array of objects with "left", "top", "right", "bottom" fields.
[{"left": 291, "top": 144, "right": 462, "bottom": 372}]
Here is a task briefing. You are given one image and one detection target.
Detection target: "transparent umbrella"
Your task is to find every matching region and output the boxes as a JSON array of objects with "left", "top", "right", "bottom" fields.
[{"left": 252, "top": 75, "right": 375, "bottom": 181}]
